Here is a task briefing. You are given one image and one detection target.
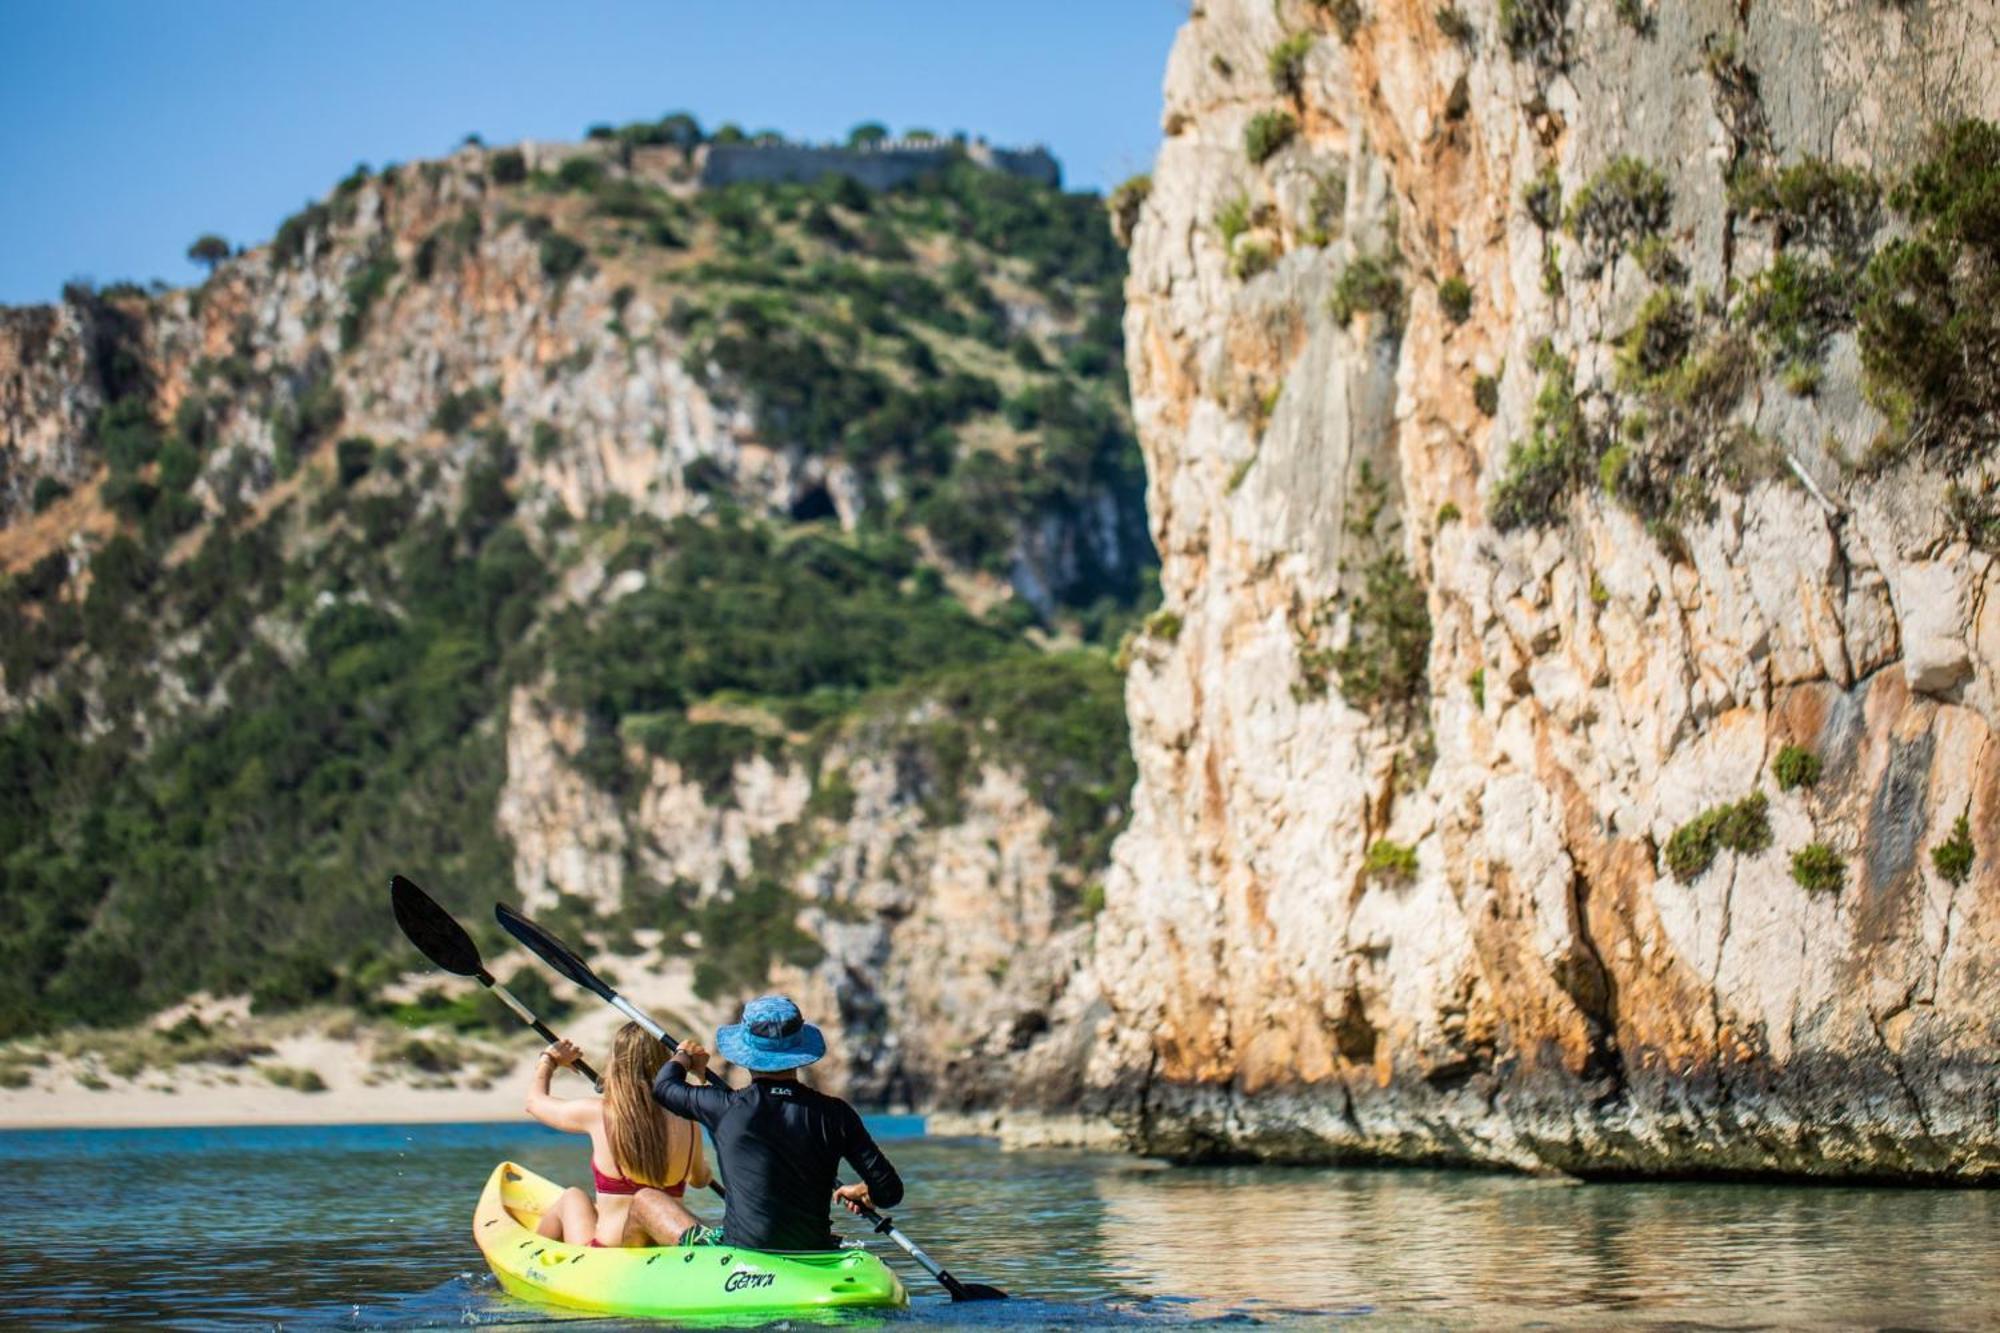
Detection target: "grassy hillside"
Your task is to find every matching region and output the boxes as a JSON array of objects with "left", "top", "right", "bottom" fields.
[{"left": 0, "top": 122, "right": 1151, "bottom": 1039}]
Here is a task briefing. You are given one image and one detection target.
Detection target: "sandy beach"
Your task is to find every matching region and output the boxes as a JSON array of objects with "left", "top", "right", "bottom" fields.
[
  {"left": 0, "top": 1079, "right": 526, "bottom": 1131},
  {"left": 0, "top": 955, "right": 720, "bottom": 1133},
  {"left": 0, "top": 1019, "right": 576, "bottom": 1131}
]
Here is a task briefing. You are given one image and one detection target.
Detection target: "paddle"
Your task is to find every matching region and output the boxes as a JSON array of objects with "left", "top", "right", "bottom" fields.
[
  {"left": 495, "top": 902, "right": 1008, "bottom": 1303},
  {"left": 389, "top": 874, "right": 602, "bottom": 1089}
]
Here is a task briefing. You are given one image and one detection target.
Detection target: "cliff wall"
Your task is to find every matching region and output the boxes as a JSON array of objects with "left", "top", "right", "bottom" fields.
[
  {"left": 0, "top": 135, "right": 1140, "bottom": 1112},
  {"left": 1097, "top": 0, "right": 2000, "bottom": 1178}
]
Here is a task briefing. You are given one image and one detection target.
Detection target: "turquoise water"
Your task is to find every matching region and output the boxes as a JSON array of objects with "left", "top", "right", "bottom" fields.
[{"left": 3, "top": 1120, "right": 1996, "bottom": 1328}]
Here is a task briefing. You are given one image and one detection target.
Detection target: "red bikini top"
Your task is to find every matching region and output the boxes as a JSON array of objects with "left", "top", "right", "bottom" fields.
[
  {"left": 592, "top": 1160, "right": 680, "bottom": 1197},
  {"left": 591, "top": 1121, "right": 699, "bottom": 1197}
]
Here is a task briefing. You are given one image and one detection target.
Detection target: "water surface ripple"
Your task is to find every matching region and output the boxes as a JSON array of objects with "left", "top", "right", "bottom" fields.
[{"left": 2, "top": 1121, "right": 1993, "bottom": 1328}]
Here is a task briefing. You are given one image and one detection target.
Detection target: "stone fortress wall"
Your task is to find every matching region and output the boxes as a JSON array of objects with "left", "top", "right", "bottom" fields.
[{"left": 698, "top": 137, "right": 1060, "bottom": 191}]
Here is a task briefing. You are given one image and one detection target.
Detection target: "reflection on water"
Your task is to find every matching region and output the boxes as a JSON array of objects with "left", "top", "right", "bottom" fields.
[
  {"left": 0, "top": 1122, "right": 1994, "bottom": 1328},
  {"left": 1092, "top": 1160, "right": 2000, "bottom": 1327}
]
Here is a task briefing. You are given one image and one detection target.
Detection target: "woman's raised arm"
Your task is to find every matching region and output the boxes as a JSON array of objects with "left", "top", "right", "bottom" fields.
[{"left": 524, "top": 1040, "right": 599, "bottom": 1132}]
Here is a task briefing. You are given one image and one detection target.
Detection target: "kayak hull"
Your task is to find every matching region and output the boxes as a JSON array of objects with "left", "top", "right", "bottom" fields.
[{"left": 473, "top": 1161, "right": 908, "bottom": 1318}]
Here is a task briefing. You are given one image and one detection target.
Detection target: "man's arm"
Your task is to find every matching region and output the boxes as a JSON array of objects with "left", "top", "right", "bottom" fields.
[
  {"left": 651, "top": 1041, "right": 727, "bottom": 1130},
  {"left": 684, "top": 1127, "right": 713, "bottom": 1190},
  {"left": 836, "top": 1106, "right": 904, "bottom": 1211}
]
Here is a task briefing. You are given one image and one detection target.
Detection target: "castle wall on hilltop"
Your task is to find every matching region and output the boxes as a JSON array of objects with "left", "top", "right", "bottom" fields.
[{"left": 699, "top": 139, "right": 1060, "bottom": 191}]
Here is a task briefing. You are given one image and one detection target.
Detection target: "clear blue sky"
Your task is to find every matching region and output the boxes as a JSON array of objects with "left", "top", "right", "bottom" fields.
[{"left": 0, "top": 1, "right": 1183, "bottom": 306}]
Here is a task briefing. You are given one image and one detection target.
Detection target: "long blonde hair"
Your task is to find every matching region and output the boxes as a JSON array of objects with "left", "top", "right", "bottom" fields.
[{"left": 603, "top": 1022, "right": 693, "bottom": 1187}]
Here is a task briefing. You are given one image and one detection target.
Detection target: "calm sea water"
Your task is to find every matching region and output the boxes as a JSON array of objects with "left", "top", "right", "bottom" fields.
[{"left": 2, "top": 1119, "right": 1995, "bottom": 1329}]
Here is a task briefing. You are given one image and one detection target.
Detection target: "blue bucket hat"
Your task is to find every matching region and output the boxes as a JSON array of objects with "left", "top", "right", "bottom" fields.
[{"left": 716, "top": 994, "right": 826, "bottom": 1072}]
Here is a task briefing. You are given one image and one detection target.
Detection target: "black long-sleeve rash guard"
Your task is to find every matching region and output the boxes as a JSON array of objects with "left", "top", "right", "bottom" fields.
[{"left": 652, "top": 1060, "right": 904, "bottom": 1252}]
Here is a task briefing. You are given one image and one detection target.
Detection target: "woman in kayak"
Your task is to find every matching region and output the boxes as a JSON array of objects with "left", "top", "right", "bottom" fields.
[{"left": 525, "top": 1023, "right": 713, "bottom": 1246}]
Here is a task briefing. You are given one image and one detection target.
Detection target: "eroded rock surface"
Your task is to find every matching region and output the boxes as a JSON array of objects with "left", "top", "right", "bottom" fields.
[{"left": 1095, "top": 0, "right": 2000, "bottom": 1178}]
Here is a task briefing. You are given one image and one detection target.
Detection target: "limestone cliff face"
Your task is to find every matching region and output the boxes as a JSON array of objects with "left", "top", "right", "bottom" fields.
[
  {"left": 1098, "top": 0, "right": 2000, "bottom": 1177},
  {"left": 0, "top": 135, "right": 1138, "bottom": 1094},
  {"left": 494, "top": 687, "right": 1102, "bottom": 1110},
  {"left": 3, "top": 147, "right": 839, "bottom": 540}
]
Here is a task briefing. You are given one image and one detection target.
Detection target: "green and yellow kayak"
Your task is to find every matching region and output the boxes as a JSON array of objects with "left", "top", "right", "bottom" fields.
[{"left": 473, "top": 1162, "right": 907, "bottom": 1319}]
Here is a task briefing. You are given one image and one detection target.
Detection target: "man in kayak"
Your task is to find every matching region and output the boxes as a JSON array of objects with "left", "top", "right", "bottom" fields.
[{"left": 643, "top": 993, "right": 904, "bottom": 1251}]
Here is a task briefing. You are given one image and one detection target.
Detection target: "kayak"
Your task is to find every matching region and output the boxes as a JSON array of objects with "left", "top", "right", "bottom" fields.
[{"left": 472, "top": 1161, "right": 909, "bottom": 1318}]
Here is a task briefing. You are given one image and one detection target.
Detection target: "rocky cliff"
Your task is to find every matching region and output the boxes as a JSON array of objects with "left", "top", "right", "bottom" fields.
[
  {"left": 1095, "top": 0, "right": 2000, "bottom": 1178},
  {"left": 0, "top": 124, "right": 1144, "bottom": 1111}
]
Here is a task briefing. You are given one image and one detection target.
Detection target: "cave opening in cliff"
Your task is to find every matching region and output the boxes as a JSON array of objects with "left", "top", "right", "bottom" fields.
[{"left": 790, "top": 484, "right": 838, "bottom": 523}]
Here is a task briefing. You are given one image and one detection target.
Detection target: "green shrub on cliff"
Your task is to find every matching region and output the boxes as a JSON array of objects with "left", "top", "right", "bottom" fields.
[
  {"left": 1330, "top": 252, "right": 1405, "bottom": 330},
  {"left": 1615, "top": 292, "right": 1694, "bottom": 388},
  {"left": 1729, "top": 156, "right": 1881, "bottom": 254},
  {"left": 1244, "top": 111, "right": 1299, "bottom": 165},
  {"left": 1664, "top": 792, "right": 1771, "bottom": 882},
  {"left": 271, "top": 201, "right": 332, "bottom": 265},
  {"left": 32, "top": 477, "right": 71, "bottom": 512},
  {"left": 1522, "top": 166, "right": 1563, "bottom": 231},
  {"left": 1291, "top": 462, "right": 1431, "bottom": 724},
  {"left": 1614, "top": 0, "right": 1651, "bottom": 33},
  {"left": 1472, "top": 372, "right": 1500, "bottom": 416},
  {"left": 1565, "top": 156, "right": 1671, "bottom": 276},
  {"left": 1771, "top": 745, "right": 1821, "bottom": 791},
  {"left": 1365, "top": 839, "right": 1419, "bottom": 882},
  {"left": 1106, "top": 174, "right": 1151, "bottom": 245},
  {"left": 97, "top": 397, "right": 163, "bottom": 480},
  {"left": 1856, "top": 118, "right": 2000, "bottom": 461},
  {"left": 1316, "top": 0, "right": 1364, "bottom": 43},
  {"left": 1269, "top": 32, "right": 1315, "bottom": 95},
  {"left": 1491, "top": 342, "right": 1589, "bottom": 531},
  {"left": 1435, "top": 6, "right": 1477, "bottom": 45},
  {"left": 1790, "top": 842, "right": 1845, "bottom": 893},
  {"left": 555, "top": 156, "right": 606, "bottom": 192},
  {"left": 1741, "top": 254, "right": 1855, "bottom": 372},
  {"left": 339, "top": 250, "right": 398, "bottom": 350},
  {"left": 1216, "top": 193, "right": 1253, "bottom": 249},
  {"left": 1232, "top": 237, "right": 1277, "bottom": 280},
  {"left": 1332, "top": 543, "right": 1430, "bottom": 721},
  {"left": 680, "top": 874, "right": 825, "bottom": 1001},
  {"left": 1499, "top": 0, "right": 1566, "bottom": 67},
  {"left": 1932, "top": 815, "right": 1974, "bottom": 886},
  {"left": 538, "top": 231, "right": 588, "bottom": 281},
  {"left": 860, "top": 650, "right": 1135, "bottom": 872},
  {"left": 271, "top": 374, "right": 345, "bottom": 479},
  {"left": 1439, "top": 276, "right": 1473, "bottom": 324}
]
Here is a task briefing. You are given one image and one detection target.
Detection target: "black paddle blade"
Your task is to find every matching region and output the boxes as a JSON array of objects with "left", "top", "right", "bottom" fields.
[
  {"left": 496, "top": 903, "right": 613, "bottom": 1001},
  {"left": 391, "top": 875, "right": 486, "bottom": 978},
  {"left": 941, "top": 1274, "right": 1008, "bottom": 1302}
]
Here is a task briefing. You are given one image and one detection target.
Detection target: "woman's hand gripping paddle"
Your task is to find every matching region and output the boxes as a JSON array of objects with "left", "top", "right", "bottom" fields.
[
  {"left": 491, "top": 901, "right": 724, "bottom": 1201},
  {"left": 389, "top": 874, "right": 601, "bottom": 1089},
  {"left": 494, "top": 901, "right": 1007, "bottom": 1301}
]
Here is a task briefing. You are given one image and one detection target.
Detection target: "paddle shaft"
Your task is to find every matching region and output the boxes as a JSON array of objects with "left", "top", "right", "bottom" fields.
[
  {"left": 481, "top": 971, "right": 602, "bottom": 1088},
  {"left": 387, "top": 875, "right": 603, "bottom": 1089}
]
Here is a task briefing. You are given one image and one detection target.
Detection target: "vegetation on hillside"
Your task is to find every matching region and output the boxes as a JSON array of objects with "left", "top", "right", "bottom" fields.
[
  {"left": 0, "top": 122, "right": 1150, "bottom": 1038},
  {"left": 1491, "top": 116, "right": 2000, "bottom": 540}
]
